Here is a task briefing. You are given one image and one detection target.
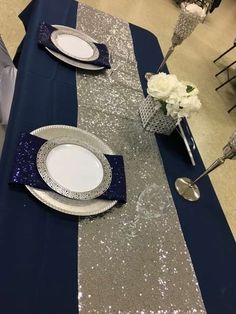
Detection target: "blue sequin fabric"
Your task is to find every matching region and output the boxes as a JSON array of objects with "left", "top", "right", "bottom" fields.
[
  {"left": 10, "top": 133, "right": 49, "bottom": 190},
  {"left": 38, "top": 21, "right": 111, "bottom": 69},
  {"left": 10, "top": 133, "right": 126, "bottom": 202},
  {"left": 99, "top": 154, "right": 126, "bottom": 203}
]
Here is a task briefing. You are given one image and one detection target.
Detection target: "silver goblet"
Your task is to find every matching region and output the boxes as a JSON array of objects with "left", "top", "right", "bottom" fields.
[
  {"left": 175, "top": 131, "right": 236, "bottom": 201},
  {"left": 145, "top": 4, "right": 204, "bottom": 80}
]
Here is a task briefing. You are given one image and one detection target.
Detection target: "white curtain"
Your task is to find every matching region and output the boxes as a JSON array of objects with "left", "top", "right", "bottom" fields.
[{"left": 0, "top": 36, "right": 17, "bottom": 125}]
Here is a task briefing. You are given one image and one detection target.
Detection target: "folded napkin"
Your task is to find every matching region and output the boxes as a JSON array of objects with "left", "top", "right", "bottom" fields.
[
  {"left": 38, "top": 22, "right": 111, "bottom": 69},
  {"left": 10, "top": 133, "right": 126, "bottom": 203}
]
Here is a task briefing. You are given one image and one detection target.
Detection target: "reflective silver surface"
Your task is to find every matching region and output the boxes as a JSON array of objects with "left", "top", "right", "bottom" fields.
[
  {"left": 176, "top": 131, "right": 236, "bottom": 202},
  {"left": 175, "top": 177, "right": 200, "bottom": 201},
  {"left": 76, "top": 3, "right": 206, "bottom": 313}
]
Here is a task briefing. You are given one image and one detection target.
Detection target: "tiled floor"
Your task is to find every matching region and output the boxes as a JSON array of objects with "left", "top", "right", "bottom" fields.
[{"left": 0, "top": 0, "right": 236, "bottom": 238}]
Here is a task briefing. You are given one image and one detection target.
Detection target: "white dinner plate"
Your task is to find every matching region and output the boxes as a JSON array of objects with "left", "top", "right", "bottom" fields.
[
  {"left": 26, "top": 125, "right": 117, "bottom": 216},
  {"left": 51, "top": 28, "right": 99, "bottom": 62},
  {"left": 37, "top": 137, "right": 112, "bottom": 200},
  {"left": 46, "top": 25, "right": 104, "bottom": 71}
]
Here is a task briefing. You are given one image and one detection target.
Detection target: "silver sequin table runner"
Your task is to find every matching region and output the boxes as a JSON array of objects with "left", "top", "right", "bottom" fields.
[{"left": 76, "top": 3, "right": 206, "bottom": 313}]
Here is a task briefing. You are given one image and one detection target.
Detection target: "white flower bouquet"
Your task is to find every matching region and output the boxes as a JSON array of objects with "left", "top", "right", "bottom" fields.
[{"left": 147, "top": 72, "right": 201, "bottom": 122}]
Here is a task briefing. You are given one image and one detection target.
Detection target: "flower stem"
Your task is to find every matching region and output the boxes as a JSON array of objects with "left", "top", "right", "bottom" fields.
[{"left": 160, "top": 100, "right": 168, "bottom": 115}]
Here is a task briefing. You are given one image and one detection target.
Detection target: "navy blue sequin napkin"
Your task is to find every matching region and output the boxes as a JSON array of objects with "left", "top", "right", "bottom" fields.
[
  {"left": 10, "top": 133, "right": 126, "bottom": 203},
  {"left": 38, "top": 22, "right": 111, "bottom": 69}
]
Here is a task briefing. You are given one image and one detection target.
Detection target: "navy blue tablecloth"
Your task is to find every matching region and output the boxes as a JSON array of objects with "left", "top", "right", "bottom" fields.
[
  {"left": 0, "top": 1, "right": 235, "bottom": 313},
  {"left": 130, "top": 25, "right": 236, "bottom": 314},
  {"left": 0, "top": 1, "right": 78, "bottom": 314}
]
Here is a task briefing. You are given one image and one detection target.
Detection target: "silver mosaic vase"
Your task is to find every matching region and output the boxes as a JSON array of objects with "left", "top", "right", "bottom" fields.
[{"left": 139, "top": 96, "right": 177, "bottom": 135}]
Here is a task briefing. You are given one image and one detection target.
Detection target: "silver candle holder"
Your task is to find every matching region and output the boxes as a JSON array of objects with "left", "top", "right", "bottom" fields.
[
  {"left": 175, "top": 131, "right": 236, "bottom": 201},
  {"left": 158, "top": 4, "right": 204, "bottom": 72},
  {"left": 146, "top": 4, "right": 204, "bottom": 79}
]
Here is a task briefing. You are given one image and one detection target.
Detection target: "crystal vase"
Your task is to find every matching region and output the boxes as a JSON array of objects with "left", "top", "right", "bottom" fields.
[{"left": 139, "top": 96, "right": 177, "bottom": 135}]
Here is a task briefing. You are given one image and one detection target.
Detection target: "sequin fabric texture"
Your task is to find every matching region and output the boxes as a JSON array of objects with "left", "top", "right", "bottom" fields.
[
  {"left": 76, "top": 3, "right": 206, "bottom": 313},
  {"left": 10, "top": 133, "right": 126, "bottom": 202},
  {"left": 9, "top": 133, "right": 48, "bottom": 189}
]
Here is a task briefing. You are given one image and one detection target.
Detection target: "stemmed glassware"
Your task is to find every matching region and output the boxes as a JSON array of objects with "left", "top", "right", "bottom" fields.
[{"left": 175, "top": 131, "right": 236, "bottom": 201}]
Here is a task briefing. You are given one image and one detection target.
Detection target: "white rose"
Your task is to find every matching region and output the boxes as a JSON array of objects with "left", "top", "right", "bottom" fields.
[
  {"left": 166, "top": 95, "right": 201, "bottom": 120},
  {"left": 167, "top": 82, "right": 187, "bottom": 104},
  {"left": 182, "top": 95, "right": 201, "bottom": 111},
  {"left": 167, "top": 96, "right": 181, "bottom": 107},
  {"left": 166, "top": 102, "right": 180, "bottom": 119},
  {"left": 147, "top": 72, "right": 179, "bottom": 100}
]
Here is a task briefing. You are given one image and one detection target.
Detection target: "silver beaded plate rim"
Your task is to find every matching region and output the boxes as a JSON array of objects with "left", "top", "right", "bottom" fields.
[
  {"left": 37, "top": 137, "right": 112, "bottom": 200},
  {"left": 46, "top": 25, "right": 104, "bottom": 71},
  {"left": 26, "top": 125, "right": 117, "bottom": 216},
  {"left": 51, "top": 28, "right": 99, "bottom": 62}
]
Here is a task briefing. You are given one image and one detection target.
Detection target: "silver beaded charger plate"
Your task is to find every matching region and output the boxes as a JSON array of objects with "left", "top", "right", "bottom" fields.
[
  {"left": 27, "top": 125, "right": 117, "bottom": 216},
  {"left": 47, "top": 25, "right": 104, "bottom": 71},
  {"left": 36, "top": 137, "right": 112, "bottom": 200},
  {"left": 51, "top": 28, "right": 99, "bottom": 62}
]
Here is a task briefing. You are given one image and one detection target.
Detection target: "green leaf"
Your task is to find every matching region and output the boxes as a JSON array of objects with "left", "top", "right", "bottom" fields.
[
  {"left": 159, "top": 100, "right": 167, "bottom": 115},
  {"left": 186, "top": 85, "right": 194, "bottom": 93}
]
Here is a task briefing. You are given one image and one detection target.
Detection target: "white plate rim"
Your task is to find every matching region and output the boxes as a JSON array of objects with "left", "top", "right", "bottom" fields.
[
  {"left": 46, "top": 25, "right": 104, "bottom": 71},
  {"left": 36, "top": 136, "right": 112, "bottom": 200},
  {"left": 51, "top": 28, "right": 99, "bottom": 62},
  {"left": 26, "top": 125, "right": 117, "bottom": 216}
]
